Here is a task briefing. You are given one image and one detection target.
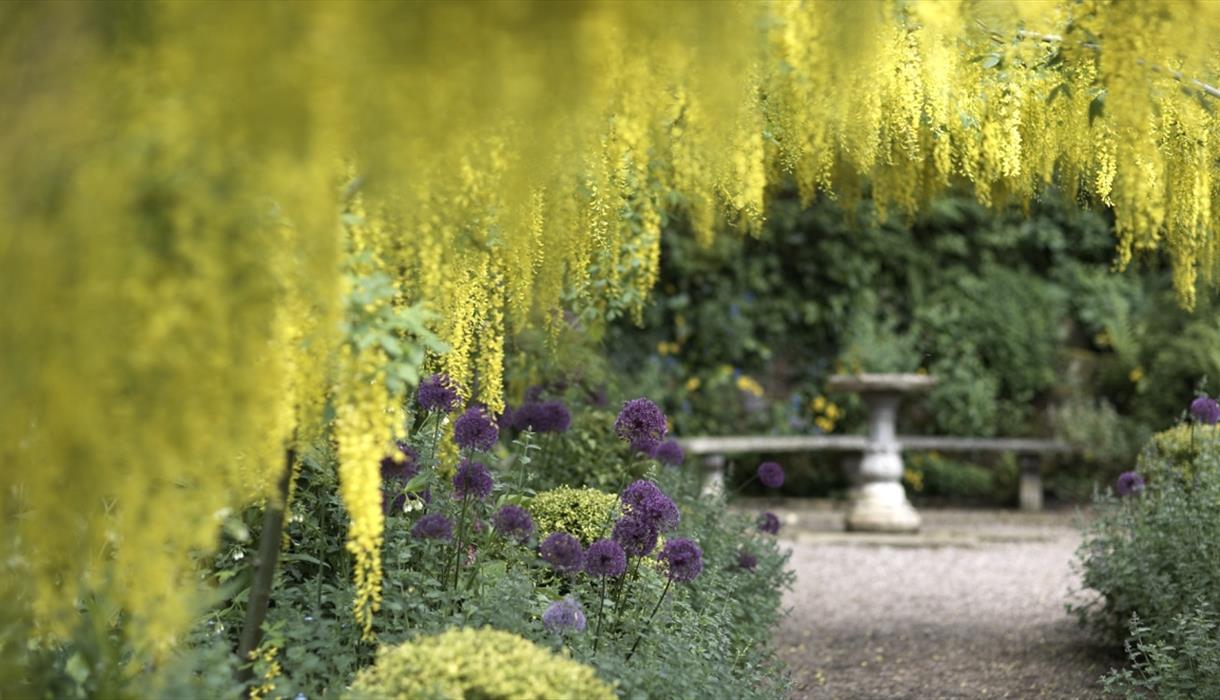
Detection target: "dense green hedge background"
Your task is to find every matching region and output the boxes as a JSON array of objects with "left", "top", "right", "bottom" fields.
[{"left": 601, "top": 191, "right": 1220, "bottom": 502}]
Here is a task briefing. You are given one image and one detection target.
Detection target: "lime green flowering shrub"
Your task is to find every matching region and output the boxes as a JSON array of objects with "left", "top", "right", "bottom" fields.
[
  {"left": 528, "top": 487, "right": 619, "bottom": 545},
  {"left": 348, "top": 627, "right": 615, "bottom": 700}
]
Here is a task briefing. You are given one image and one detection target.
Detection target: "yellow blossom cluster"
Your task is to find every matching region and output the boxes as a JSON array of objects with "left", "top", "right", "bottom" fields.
[{"left": 4, "top": 0, "right": 1220, "bottom": 648}]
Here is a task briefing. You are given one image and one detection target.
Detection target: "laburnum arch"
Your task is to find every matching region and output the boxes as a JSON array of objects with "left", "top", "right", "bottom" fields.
[{"left": 3, "top": 0, "right": 1219, "bottom": 646}]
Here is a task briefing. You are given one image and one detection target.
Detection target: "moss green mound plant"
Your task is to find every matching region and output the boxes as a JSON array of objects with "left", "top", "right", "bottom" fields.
[
  {"left": 348, "top": 627, "right": 615, "bottom": 700},
  {"left": 528, "top": 486, "right": 618, "bottom": 545}
]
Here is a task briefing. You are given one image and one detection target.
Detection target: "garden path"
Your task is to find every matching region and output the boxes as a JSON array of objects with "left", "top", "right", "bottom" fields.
[{"left": 765, "top": 503, "right": 1118, "bottom": 699}]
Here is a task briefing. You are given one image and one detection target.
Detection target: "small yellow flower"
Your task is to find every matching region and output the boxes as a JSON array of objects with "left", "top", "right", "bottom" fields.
[
  {"left": 815, "top": 416, "right": 835, "bottom": 433},
  {"left": 1129, "top": 367, "right": 1145, "bottom": 383},
  {"left": 903, "top": 468, "right": 924, "bottom": 492},
  {"left": 811, "top": 395, "right": 827, "bottom": 412},
  {"left": 685, "top": 376, "right": 701, "bottom": 392},
  {"left": 824, "top": 403, "right": 840, "bottom": 420},
  {"left": 736, "top": 375, "right": 764, "bottom": 397}
]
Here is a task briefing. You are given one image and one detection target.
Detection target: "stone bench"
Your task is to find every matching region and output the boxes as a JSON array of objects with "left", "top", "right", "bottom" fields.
[
  {"left": 678, "top": 373, "right": 1074, "bottom": 533},
  {"left": 680, "top": 434, "right": 1071, "bottom": 513}
]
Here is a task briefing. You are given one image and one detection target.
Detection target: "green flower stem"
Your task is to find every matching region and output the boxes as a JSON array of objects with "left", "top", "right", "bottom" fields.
[
  {"left": 593, "top": 577, "right": 608, "bottom": 654},
  {"left": 450, "top": 495, "right": 471, "bottom": 592},
  {"left": 626, "top": 575, "right": 673, "bottom": 661}
]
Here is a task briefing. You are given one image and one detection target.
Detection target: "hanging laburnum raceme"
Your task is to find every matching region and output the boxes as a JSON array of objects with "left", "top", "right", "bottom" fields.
[{"left": 3, "top": 0, "right": 1219, "bottom": 646}]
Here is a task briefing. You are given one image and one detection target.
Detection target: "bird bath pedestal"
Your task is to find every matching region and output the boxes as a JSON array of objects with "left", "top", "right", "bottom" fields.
[{"left": 828, "top": 373, "right": 936, "bottom": 533}]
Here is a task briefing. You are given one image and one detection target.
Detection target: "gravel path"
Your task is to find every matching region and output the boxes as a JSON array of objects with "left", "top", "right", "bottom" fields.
[{"left": 768, "top": 505, "right": 1118, "bottom": 699}]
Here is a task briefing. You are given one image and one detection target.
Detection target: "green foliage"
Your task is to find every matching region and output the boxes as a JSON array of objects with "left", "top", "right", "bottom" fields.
[
  {"left": 1073, "top": 426, "right": 1220, "bottom": 696},
  {"left": 348, "top": 627, "right": 616, "bottom": 700},
  {"left": 904, "top": 452, "right": 1016, "bottom": 505},
  {"left": 607, "top": 192, "right": 1220, "bottom": 489},
  {"left": 527, "top": 486, "right": 620, "bottom": 546}
]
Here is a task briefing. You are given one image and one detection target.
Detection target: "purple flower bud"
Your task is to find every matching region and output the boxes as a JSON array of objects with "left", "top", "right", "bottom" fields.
[
  {"left": 620, "top": 480, "right": 680, "bottom": 531},
  {"left": 652, "top": 439, "right": 685, "bottom": 467},
  {"left": 540, "top": 532, "right": 584, "bottom": 573},
  {"left": 612, "top": 515, "right": 659, "bottom": 557},
  {"left": 1191, "top": 396, "right": 1220, "bottom": 425},
  {"left": 1116, "top": 471, "right": 1145, "bottom": 497},
  {"left": 615, "top": 398, "right": 668, "bottom": 455},
  {"left": 737, "top": 549, "right": 758, "bottom": 571},
  {"left": 454, "top": 406, "right": 499, "bottom": 451},
  {"left": 659, "top": 537, "right": 703, "bottom": 583},
  {"left": 417, "top": 373, "right": 460, "bottom": 413},
  {"left": 492, "top": 504, "right": 534, "bottom": 541},
  {"left": 411, "top": 513, "right": 453, "bottom": 541},
  {"left": 379, "top": 442, "right": 419, "bottom": 483},
  {"left": 452, "top": 460, "right": 493, "bottom": 500},
  {"left": 758, "top": 511, "right": 780, "bottom": 535},
  {"left": 542, "top": 597, "right": 587, "bottom": 634},
  {"left": 757, "top": 461, "right": 785, "bottom": 489},
  {"left": 584, "top": 539, "right": 627, "bottom": 578}
]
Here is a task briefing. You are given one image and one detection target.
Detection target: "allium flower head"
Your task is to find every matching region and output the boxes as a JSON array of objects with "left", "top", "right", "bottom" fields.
[
  {"left": 758, "top": 511, "right": 780, "bottom": 535},
  {"left": 383, "top": 491, "right": 407, "bottom": 516},
  {"left": 584, "top": 539, "right": 627, "bottom": 577},
  {"left": 757, "top": 461, "right": 785, "bottom": 488},
  {"left": 411, "top": 513, "right": 453, "bottom": 541},
  {"left": 659, "top": 537, "right": 703, "bottom": 583},
  {"left": 493, "top": 504, "right": 534, "bottom": 541},
  {"left": 612, "top": 514, "right": 659, "bottom": 557},
  {"left": 1116, "top": 471, "right": 1145, "bottom": 497},
  {"left": 652, "top": 439, "right": 685, "bottom": 467},
  {"left": 1191, "top": 395, "right": 1220, "bottom": 425},
  {"left": 418, "top": 373, "right": 460, "bottom": 413},
  {"left": 380, "top": 442, "right": 420, "bottom": 483},
  {"left": 454, "top": 406, "right": 499, "bottom": 451},
  {"left": 452, "top": 460, "right": 494, "bottom": 500},
  {"left": 514, "top": 401, "right": 572, "bottom": 433},
  {"left": 614, "top": 398, "right": 668, "bottom": 454},
  {"left": 542, "top": 597, "right": 587, "bottom": 634},
  {"left": 620, "top": 480, "right": 680, "bottom": 531},
  {"left": 737, "top": 549, "right": 758, "bottom": 571},
  {"left": 540, "top": 532, "right": 584, "bottom": 573}
]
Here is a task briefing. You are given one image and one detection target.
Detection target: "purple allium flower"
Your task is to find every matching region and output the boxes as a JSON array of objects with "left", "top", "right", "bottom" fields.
[
  {"left": 493, "top": 504, "right": 534, "bottom": 541},
  {"left": 737, "top": 549, "right": 758, "bottom": 572},
  {"left": 540, "top": 532, "right": 584, "bottom": 573},
  {"left": 417, "top": 373, "right": 460, "bottom": 413},
  {"left": 652, "top": 439, "right": 685, "bottom": 467},
  {"left": 659, "top": 537, "right": 703, "bottom": 583},
  {"left": 1190, "top": 395, "right": 1220, "bottom": 425},
  {"left": 1116, "top": 471, "right": 1146, "bottom": 497},
  {"left": 614, "top": 398, "right": 668, "bottom": 455},
  {"left": 454, "top": 406, "right": 499, "bottom": 451},
  {"left": 382, "top": 491, "right": 407, "bottom": 516},
  {"left": 542, "top": 597, "right": 587, "bottom": 634},
  {"left": 758, "top": 511, "right": 780, "bottom": 535},
  {"left": 514, "top": 401, "right": 572, "bottom": 434},
  {"left": 584, "top": 539, "right": 627, "bottom": 577},
  {"left": 380, "top": 442, "right": 420, "bottom": 483},
  {"left": 612, "top": 515, "right": 659, "bottom": 557},
  {"left": 411, "top": 513, "right": 453, "bottom": 541},
  {"left": 757, "top": 461, "right": 785, "bottom": 489},
  {"left": 620, "top": 480, "right": 680, "bottom": 531},
  {"left": 452, "top": 460, "right": 493, "bottom": 500}
]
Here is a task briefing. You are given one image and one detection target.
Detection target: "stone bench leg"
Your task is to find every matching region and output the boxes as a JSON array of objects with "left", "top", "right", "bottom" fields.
[
  {"left": 700, "top": 454, "right": 726, "bottom": 498},
  {"left": 1018, "top": 452, "right": 1043, "bottom": 511}
]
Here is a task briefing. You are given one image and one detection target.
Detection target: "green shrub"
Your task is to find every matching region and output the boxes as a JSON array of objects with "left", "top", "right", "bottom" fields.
[
  {"left": 527, "top": 486, "right": 619, "bottom": 545},
  {"left": 1073, "top": 426, "right": 1220, "bottom": 696},
  {"left": 348, "top": 627, "right": 616, "bottom": 700}
]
